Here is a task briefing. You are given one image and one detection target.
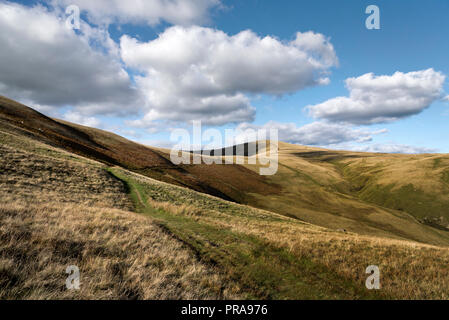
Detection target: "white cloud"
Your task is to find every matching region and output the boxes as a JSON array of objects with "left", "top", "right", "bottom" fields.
[
  {"left": 0, "top": 4, "right": 338, "bottom": 130},
  {"left": 0, "top": 2, "right": 141, "bottom": 116},
  {"left": 307, "top": 69, "right": 446, "bottom": 124},
  {"left": 140, "top": 140, "right": 176, "bottom": 149},
  {"left": 337, "top": 143, "right": 438, "bottom": 154},
  {"left": 121, "top": 26, "right": 338, "bottom": 127},
  {"left": 53, "top": 0, "right": 221, "bottom": 26},
  {"left": 235, "top": 121, "right": 384, "bottom": 146},
  {"left": 62, "top": 111, "right": 101, "bottom": 127}
]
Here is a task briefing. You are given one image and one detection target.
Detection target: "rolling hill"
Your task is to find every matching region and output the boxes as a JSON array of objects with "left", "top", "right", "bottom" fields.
[
  {"left": 1, "top": 95, "right": 449, "bottom": 299},
  {"left": 238, "top": 142, "right": 449, "bottom": 245}
]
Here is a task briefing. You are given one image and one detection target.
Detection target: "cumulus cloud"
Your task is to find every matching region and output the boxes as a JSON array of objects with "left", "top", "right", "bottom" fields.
[
  {"left": 53, "top": 0, "right": 221, "bottom": 26},
  {"left": 307, "top": 69, "right": 446, "bottom": 124},
  {"left": 121, "top": 26, "right": 338, "bottom": 127},
  {"left": 235, "top": 121, "right": 384, "bottom": 146},
  {"left": 0, "top": 2, "right": 141, "bottom": 116},
  {"left": 0, "top": 4, "right": 338, "bottom": 130}
]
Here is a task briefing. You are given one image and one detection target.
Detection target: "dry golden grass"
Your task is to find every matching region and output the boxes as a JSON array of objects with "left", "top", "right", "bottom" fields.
[
  {"left": 151, "top": 141, "right": 449, "bottom": 245},
  {"left": 338, "top": 152, "right": 449, "bottom": 225},
  {"left": 115, "top": 168, "right": 449, "bottom": 299},
  {"left": 224, "top": 216, "right": 449, "bottom": 299},
  {"left": 340, "top": 153, "right": 445, "bottom": 193},
  {"left": 0, "top": 136, "right": 239, "bottom": 300},
  {"left": 0, "top": 143, "right": 132, "bottom": 209},
  {"left": 233, "top": 142, "right": 449, "bottom": 246},
  {"left": 0, "top": 202, "right": 239, "bottom": 300}
]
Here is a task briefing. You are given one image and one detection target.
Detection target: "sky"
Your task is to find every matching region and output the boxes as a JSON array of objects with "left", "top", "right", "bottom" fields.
[{"left": 1, "top": 0, "right": 449, "bottom": 153}]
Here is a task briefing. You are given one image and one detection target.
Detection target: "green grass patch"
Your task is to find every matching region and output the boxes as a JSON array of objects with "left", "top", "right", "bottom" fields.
[
  {"left": 433, "top": 158, "right": 442, "bottom": 169},
  {"left": 357, "top": 183, "right": 449, "bottom": 221},
  {"left": 442, "top": 170, "right": 449, "bottom": 185},
  {"left": 334, "top": 161, "right": 449, "bottom": 222}
]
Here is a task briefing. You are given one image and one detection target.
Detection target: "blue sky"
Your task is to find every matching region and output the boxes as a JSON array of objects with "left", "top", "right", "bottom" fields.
[
  {"left": 215, "top": 0, "right": 449, "bottom": 152},
  {"left": 2, "top": 0, "right": 449, "bottom": 152}
]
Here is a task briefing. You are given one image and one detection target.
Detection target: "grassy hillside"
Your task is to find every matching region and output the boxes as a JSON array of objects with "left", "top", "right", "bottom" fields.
[
  {"left": 338, "top": 153, "right": 449, "bottom": 226},
  {"left": 0, "top": 95, "right": 278, "bottom": 203},
  {"left": 1, "top": 122, "right": 449, "bottom": 299},
  {"left": 0, "top": 133, "right": 237, "bottom": 299},
  {"left": 107, "top": 167, "right": 449, "bottom": 299},
  {"left": 1, "top": 96, "right": 449, "bottom": 299},
  {"left": 234, "top": 143, "right": 449, "bottom": 246}
]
